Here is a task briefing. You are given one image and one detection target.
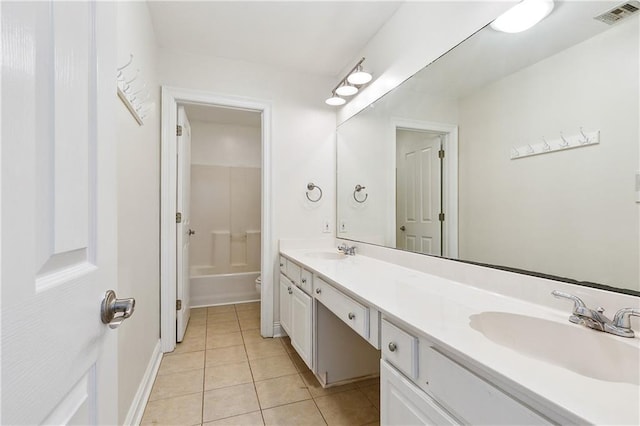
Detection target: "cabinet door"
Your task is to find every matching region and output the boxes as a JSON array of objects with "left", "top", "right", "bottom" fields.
[
  {"left": 279, "top": 274, "right": 292, "bottom": 334},
  {"left": 381, "top": 360, "right": 458, "bottom": 426},
  {"left": 291, "top": 285, "right": 313, "bottom": 368}
]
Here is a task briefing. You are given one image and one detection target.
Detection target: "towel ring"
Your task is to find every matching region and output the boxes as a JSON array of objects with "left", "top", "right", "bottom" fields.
[
  {"left": 306, "top": 183, "right": 323, "bottom": 202},
  {"left": 353, "top": 184, "right": 368, "bottom": 203}
]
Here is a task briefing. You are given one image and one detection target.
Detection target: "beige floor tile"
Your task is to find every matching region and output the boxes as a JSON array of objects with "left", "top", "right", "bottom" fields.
[
  {"left": 203, "top": 383, "right": 260, "bottom": 422},
  {"left": 157, "top": 351, "right": 205, "bottom": 376},
  {"left": 314, "top": 389, "right": 378, "bottom": 426},
  {"left": 356, "top": 377, "right": 380, "bottom": 388},
  {"left": 149, "top": 369, "right": 204, "bottom": 401},
  {"left": 206, "top": 345, "right": 247, "bottom": 367},
  {"left": 300, "top": 370, "right": 357, "bottom": 398},
  {"left": 207, "top": 311, "right": 238, "bottom": 323},
  {"left": 235, "top": 301, "right": 260, "bottom": 311},
  {"left": 245, "top": 339, "right": 287, "bottom": 360},
  {"left": 191, "top": 307, "right": 208, "bottom": 317},
  {"left": 205, "top": 361, "right": 253, "bottom": 390},
  {"left": 141, "top": 392, "right": 202, "bottom": 425},
  {"left": 255, "top": 373, "right": 311, "bottom": 409},
  {"left": 237, "top": 309, "right": 260, "bottom": 321},
  {"left": 207, "top": 319, "right": 241, "bottom": 336},
  {"left": 206, "top": 331, "right": 244, "bottom": 349},
  {"left": 249, "top": 354, "right": 297, "bottom": 381},
  {"left": 172, "top": 326, "right": 206, "bottom": 354},
  {"left": 239, "top": 316, "right": 261, "bottom": 331},
  {"left": 189, "top": 315, "right": 207, "bottom": 327},
  {"left": 204, "top": 411, "right": 264, "bottom": 426},
  {"left": 241, "top": 329, "right": 269, "bottom": 345},
  {"left": 208, "top": 304, "right": 236, "bottom": 314},
  {"left": 262, "top": 400, "right": 326, "bottom": 426},
  {"left": 360, "top": 384, "right": 380, "bottom": 410},
  {"left": 288, "top": 350, "right": 311, "bottom": 373},
  {"left": 279, "top": 337, "right": 296, "bottom": 354}
]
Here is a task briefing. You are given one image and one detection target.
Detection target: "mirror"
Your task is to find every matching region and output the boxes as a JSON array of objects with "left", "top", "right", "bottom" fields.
[{"left": 337, "top": 1, "right": 639, "bottom": 292}]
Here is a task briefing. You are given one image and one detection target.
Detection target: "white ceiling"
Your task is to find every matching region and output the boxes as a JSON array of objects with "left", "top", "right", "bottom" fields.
[
  {"left": 183, "top": 103, "right": 261, "bottom": 127},
  {"left": 146, "top": 1, "right": 403, "bottom": 77}
]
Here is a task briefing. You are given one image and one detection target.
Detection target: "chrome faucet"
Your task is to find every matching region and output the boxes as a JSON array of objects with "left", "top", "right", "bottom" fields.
[
  {"left": 337, "top": 243, "right": 356, "bottom": 256},
  {"left": 552, "top": 290, "right": 640, "bottom": 338}
]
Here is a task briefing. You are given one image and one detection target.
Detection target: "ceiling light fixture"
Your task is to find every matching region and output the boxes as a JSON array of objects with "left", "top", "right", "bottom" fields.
[
  {"left": 325, "top": 57, "right": 372, "bottom": 107},
  {"left": 490, "top": 0, "right": 554, "bottom": 33}
]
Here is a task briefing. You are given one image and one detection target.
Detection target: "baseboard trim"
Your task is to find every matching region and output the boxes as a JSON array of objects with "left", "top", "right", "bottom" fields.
[
  {"left": 272, "top": 321, "right": 288, "bottom": 338},
  {"left": 123, "top": 340, "right": 163, "bottom": 426}
]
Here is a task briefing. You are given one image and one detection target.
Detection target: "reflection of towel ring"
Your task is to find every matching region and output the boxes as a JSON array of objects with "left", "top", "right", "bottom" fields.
[
  {"left": 353, "top": 184, "right": 368, "bottom": 203},
  {"left": 306, "top": 183, "right": 323, "bottom": 202}
]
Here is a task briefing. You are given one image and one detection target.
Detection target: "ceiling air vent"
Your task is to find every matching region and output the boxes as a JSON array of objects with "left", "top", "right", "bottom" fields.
[{"left": 594, "top": 1, "right": 640, "bottom": 25}]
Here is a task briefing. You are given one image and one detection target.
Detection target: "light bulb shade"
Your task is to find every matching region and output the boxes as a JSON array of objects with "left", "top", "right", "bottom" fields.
[
  {"left": 490, "top": 0, "right": 554, "bottom": 33},
  {"left": 336, "top": 83, "right": 358, "bottom": 97},
  {"left": 347, "top": 70, "right": 372, "bottom": 85},
  {"left": 325, "top": 95, "right": 346, "bottom": 106}
]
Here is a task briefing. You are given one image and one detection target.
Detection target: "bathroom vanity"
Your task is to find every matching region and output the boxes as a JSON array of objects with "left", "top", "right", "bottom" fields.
[{"left": 279, "top": 243, "right": 640, "bottom": 425}]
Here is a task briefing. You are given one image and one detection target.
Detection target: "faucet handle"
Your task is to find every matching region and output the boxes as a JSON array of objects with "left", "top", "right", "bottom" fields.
[
  {"left": 551, "top": 290, "right": 593, "bottom": 318},
  {"left": 612, "top": 308, "right": 640, "bottom": 329}
]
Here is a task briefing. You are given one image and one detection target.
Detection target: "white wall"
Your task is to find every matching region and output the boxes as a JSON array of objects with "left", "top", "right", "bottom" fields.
[
  {"left": 159, "top": 51, "right": 337, "bottom": 324},
  {"left": 337, "top": 1, "right": 512, "bottom": 124},
  {"left": 190, "top": 120, "right": 261, "bottom": 167},
  {"left": 116, "top": 2, "right": 160, "bottom": 423},
  {"left": 458, "top": 19, "right": 639, "bottom": 290}
]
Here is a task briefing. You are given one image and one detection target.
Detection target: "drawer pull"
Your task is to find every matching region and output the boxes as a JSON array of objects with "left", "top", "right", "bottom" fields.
[
  {"left": 288, "top": 286, "right": 292, "bottom": 295},
  {"left": 348, "top": 312, "right": 356, "bottom": 320},
  {"left": 280, "top": 263, "right": 284, "bottom": 267},
  {"left": 388, "top": 342, "right": 397, "bottom": 352},
  {"left": 301, "top": 277, "right": 307, "bottom": 284},
  {"left": 316, "top": 288, "right": 322, "bottom": 294}
]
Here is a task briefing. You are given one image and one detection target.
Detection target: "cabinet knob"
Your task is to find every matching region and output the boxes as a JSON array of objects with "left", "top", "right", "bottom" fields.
[
  {"left": 348, "top": 312, "right": 356, "bottom": 320},
  {"left": 301, "top": 278, "right": 307, "bottom": 284},
  {"left": 388, "top": 342, "right": 397, "bottom": 352},
  {"left": 280, "top": 263, "right": 284, "bottom": 267},
  {"left": 288, "top": 286, "right": 292, "bottom": 295},
  {"left": 316, "top": 288, "right": 321, "bottom": 294}
]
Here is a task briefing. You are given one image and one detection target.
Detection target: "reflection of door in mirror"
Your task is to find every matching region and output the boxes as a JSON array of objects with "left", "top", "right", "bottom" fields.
[{"left": 396, "top": 129, "right": 442, "bottom": 255}]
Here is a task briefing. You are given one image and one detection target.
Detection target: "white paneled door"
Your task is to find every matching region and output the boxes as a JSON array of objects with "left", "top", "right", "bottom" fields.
[
  {"left": 176, "top": 106, "right": 192, "bottom": 342},
  {"left": 1, "top": 1, "right": 119, "bottom": 424},
  {"left": 396, "top": 130, "right": 443, "bottom": 255}
]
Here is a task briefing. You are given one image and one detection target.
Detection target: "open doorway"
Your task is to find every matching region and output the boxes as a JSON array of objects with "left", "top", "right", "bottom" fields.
[{"left": 160, "top": 87, "right": 273, "bottom": 353}]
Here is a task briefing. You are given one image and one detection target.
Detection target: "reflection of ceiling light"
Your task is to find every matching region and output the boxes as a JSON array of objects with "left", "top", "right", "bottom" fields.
[
  {"left": 325, "top": 93, "right": 346, "bottom": 106},
  {"left": 325, "top": 57, "right": 373, "bottom": 107},
  {"left": 336, "top": 82, "right": 358, "bottom": 96},
  {"left": 347, "top": 65, "right": 372, "bottom": 85},
  {"left": 491, "top": 0, "right": 554, "bottom": 33}
]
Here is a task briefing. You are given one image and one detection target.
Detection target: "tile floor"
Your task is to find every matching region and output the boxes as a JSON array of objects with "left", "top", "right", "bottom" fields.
[{"left": 141, "top": 302, "right": 380, "bottom": 425}]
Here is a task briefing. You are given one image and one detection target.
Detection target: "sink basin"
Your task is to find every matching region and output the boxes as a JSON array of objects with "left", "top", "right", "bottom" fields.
[
  {"left": 469, "top": 311, "right": 640, "bottom": 385},
  {"left": 305, "top": 251, "right": 347, "bottom": 260}
]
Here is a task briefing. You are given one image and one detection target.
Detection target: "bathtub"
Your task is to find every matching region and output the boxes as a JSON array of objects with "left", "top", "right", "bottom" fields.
[{"left": 190, "top": 270, "right": 261, "bottom": 307}]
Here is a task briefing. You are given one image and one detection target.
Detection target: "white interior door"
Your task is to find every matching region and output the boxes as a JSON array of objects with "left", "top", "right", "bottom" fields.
[
  {"left": 1, "top": 1, "right": 119, "bottom": 424},
  {"left": 396, "top": 129, "right": 442, "bottom": 255},
  {"left": 176, "top": 106, "right": 192, "bottom": 342}
]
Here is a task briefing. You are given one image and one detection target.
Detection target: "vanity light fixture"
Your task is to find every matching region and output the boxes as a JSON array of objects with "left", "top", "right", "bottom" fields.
[
  {"left": 325, "top": 57, "right": 372, "bottom": 106},
  {"left": 491, "top": 0, "right": 554, "bottom": 33}
]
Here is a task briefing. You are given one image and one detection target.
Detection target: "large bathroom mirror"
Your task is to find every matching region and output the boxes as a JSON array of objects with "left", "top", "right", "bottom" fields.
[{"left": 337, "top": 1, "right": 640, "bottom": 292}]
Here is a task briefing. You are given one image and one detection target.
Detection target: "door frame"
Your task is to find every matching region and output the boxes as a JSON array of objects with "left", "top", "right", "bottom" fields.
[
  {"left": 390, "top": 118, "right": 459, "bottom": 258},
  {"left": 160, "top": 86, "right": 273, "bottom": 353}
]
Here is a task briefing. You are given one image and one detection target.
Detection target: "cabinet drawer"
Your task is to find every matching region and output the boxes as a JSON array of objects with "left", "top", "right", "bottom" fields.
[
  {"left": 421, "top": 347, "right": 551, "bottom": 425},
  {"left": 286, "top": 260, "right": 301, "bottom": 284},
  {"left": 299, "top": 268, "right": 312, "bottom": 295},
  {"left": 314, "top": 277, "right": 368, "bottom": 339},
  {"left": 381, "top": 319, "right": 418, "bottom": 380},
  {"left": 279, "top": 256, "right": 287, "bottom": 274}
]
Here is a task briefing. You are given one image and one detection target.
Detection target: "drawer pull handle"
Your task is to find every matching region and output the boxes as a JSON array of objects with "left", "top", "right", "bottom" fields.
[
  {"left": 348, "top": 312, "right": 356, "bottom": 320},
  {"left": 280, "top": 263, "right": 284, "bottom": 267},
  {"left": 301, "top": 278, "right": 307, "bottom": 284},
  {"left": 388, "top": 342, "right": 397, "bottom": 352},
  {"left": 288, "top": 286, "right": 292, "bottom": 295},
  {"left": 316, "top": 288, "right": 322, "bottom": 294}
]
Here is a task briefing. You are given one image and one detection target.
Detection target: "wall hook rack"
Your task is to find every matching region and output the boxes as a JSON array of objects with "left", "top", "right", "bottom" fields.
[
  {"left": 353, "top": 184, "right": 368, "bottom": 203},
  {"left": 116, "top": 54, "right": 152, "bottom": 126},
  {"left": 510, "top": 128, "right": 600, "bottom": 160},
  {"left": 306, "top": 183, "right": 323, "bottom": 202}
]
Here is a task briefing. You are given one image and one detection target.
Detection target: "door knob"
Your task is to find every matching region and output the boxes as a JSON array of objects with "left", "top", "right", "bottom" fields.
[
  {"left": 101, "top": 290, "right": 135, "bottom": 329},
  {"left": 400, "top": 226, "right": 406, "bottom": 231},
  {"left": 188, "top": 229, "right": 195, "bottom": 236}
]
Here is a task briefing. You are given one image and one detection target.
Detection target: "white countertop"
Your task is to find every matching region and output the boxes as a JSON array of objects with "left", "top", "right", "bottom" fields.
[{"left": 280, "top": 247, "right": 640, "bottom": 425}]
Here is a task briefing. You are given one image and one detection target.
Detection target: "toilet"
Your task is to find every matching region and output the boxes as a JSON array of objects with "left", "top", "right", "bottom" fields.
[{"left": 255, "top": 275, "right": 261, "bottom": 293}]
